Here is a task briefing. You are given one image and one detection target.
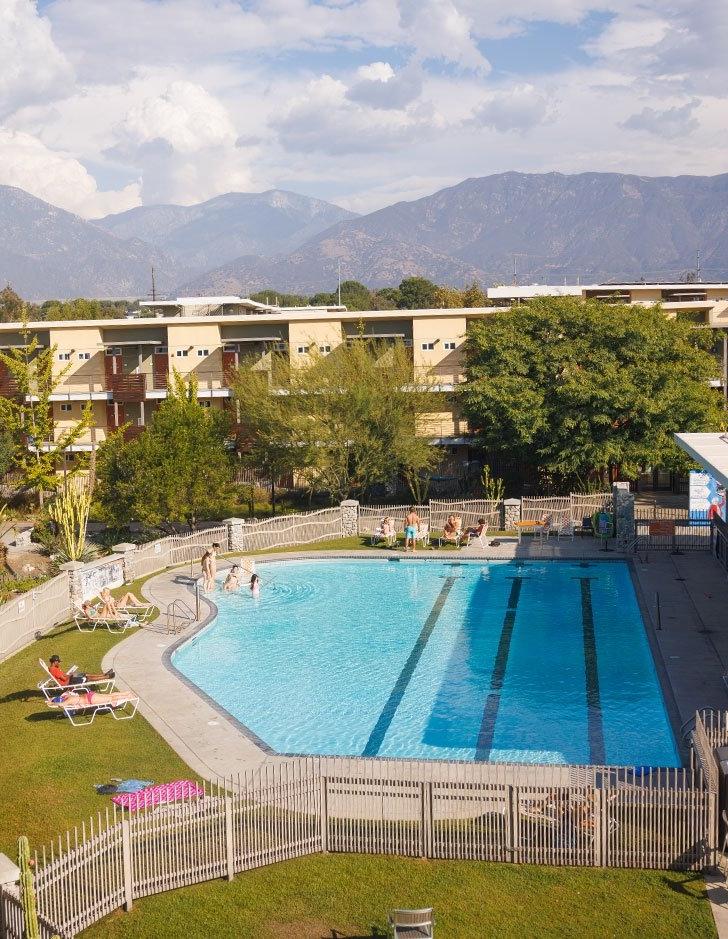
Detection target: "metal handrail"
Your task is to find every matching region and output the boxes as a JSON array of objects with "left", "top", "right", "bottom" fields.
[{"left": 166, "top": 599, "right": 195, "bottom": 635}]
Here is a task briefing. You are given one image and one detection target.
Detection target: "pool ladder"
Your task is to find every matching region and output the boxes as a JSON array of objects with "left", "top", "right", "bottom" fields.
[{"left": 166, "top": 599, "right": 196, "bottom": 635}]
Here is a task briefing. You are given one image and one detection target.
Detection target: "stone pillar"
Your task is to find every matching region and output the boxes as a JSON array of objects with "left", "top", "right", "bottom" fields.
[
  {"left": 612, "top": 481, "right": 635, "bottom": 550},
  {"left": 59, "top": 560, "right": 84, "bottom": 611},
  {"left": 223, "top": 517, "right": 246, "bottom": 552},
  {"left": 112, "top": 542, "right": 138, "bottom": 584},
  {"left": 340, "top": 500, "right": 359, "bottom": 537},
  {"left": 502, "top": 498, "right": 521, "bottom": 531}
]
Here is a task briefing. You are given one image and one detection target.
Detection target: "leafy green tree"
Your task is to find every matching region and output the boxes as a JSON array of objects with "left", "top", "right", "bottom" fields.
[
  {"left": 460, "top": 297, "right": 723, "bottom": 487},
  {"left": 371, "top": 287, "right": 401, "bottom": 310},
  {"left": 397, "top": 277, "right": 438, "bottom": 310},
  {"left": 249, "top": 289, "right": 310, "bottom": 307},
  {"left": 462, "top": 281, "right": 490, "bottom": 308},
  {"left": 434, "top": 286, "right": 464, "bottom": 308},
  {"left": 40, "top": 298, "right": 129, "bottom": 321},
  {"left": 230, "top": 340, "right": 438, "bottom": 503},
  {"left": 0, "top": 311, "right": 92, "bottom": 506},
  {"left": 309, "top": 281, "right": 373, "bottom": 311},
  {"left": 0, "top": 285, "right": 23, "bottom": 323},
  {"left": 95, "top": 371, "right": 234, "bottom": 530}
]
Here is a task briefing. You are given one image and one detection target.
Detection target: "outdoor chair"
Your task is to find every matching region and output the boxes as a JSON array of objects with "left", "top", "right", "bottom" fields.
[
  {"left": 554, "top": 518, "right": 575, "bottom": 541},
  {"left": 389, "top": 908, "right": 434, "bottom": 938},
  {"left": 461, "top": 526, "right": 488, "bottom": 550},
  {"left": 111, "top": 601, "right": 155, "bottom": 624},
  {"left": 46, "top": 691, "right": 139, "bottom": 727},
  {"left": 576, "top": 515, "right": 594, "bottom": 537},
  {"left": 37, "top": 658, "right": 115, "bottom": 701},
  {"left": 415, "top": 523, "right": 431, "bottom": 548},
  {"left": 73, "top": 605, "right": 138, "bottom": 634}
]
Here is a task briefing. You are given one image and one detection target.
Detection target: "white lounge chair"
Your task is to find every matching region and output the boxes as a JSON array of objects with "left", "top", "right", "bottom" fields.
[
  {"left": 556, "top": 518, "right": 575, "bottom": 541},
  {"left": 462, "top": 525, "right": 488, "bottom": 550},
  {"left": 415, "top": 523, "right": 430, "bottom": 548},
  {"left": 46, "top": 691, "right": 139, "bottom": 727},
  {"left": 73, "top": 605, "right": 138, "bottom": 633},
  {"left": 389, "top": 908, "right": 434, "bottom": 938},
  {"left": 37, "top": 658, "right": 115, "bottom": 701},
  {"left": 371, "top": 524, "right": 397, "bottom": 547},
  {"left": 111, "top": 601, "right": 155, "bottom": 623}
]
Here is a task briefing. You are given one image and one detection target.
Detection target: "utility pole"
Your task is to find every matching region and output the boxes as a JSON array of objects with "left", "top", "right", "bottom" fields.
[
  {"left": 696, "top": 250, "right": 702, "bottom": 283},
  {"left": 150, "top": 266, "right": 157, "bottom": 302},
  {"left": 512, "top": 256, "right": 518, "bottom": 287},
  {"left": 337, "top": 260, "right": 342, "bottom": 307}
]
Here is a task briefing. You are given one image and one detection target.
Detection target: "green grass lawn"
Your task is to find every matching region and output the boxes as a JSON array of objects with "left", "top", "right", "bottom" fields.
[
  {"left": 83, "top": 853, "right": 715, "bottom": 939},
  {"left": 0, "top": 547, "right": 717, "bottom": 939}
]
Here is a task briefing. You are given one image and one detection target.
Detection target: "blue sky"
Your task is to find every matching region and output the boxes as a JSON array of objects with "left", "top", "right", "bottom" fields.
[{"left": 0, "top": 0, "right": 725, "bottom": 217}]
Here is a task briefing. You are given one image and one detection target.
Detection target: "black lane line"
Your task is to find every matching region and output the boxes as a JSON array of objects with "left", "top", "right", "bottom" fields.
[
  {"left": 362, "top": 576, "right": 457, "bottom": 757},
  {"left": 578, "top": 577, "right": 606, "bottom": 764},
  {"left": 475, "top": 576, "right": 523, "bottom": 761}
]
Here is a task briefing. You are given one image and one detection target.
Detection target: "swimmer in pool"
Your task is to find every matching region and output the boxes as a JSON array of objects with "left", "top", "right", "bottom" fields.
[{"left": 250, "top": 573, "right": 260, "bottom": 597}]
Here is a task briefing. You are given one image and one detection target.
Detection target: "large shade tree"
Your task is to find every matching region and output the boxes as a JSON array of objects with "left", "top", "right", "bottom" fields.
[
  {"left": 460, "top": 297, "right": 723, "bottom": 487},
  {"left": 95, "top": 371, "right": 234, "bottom": 531},
  {"left": 230, "top": 339, "right": 438, "bottom": 504}
]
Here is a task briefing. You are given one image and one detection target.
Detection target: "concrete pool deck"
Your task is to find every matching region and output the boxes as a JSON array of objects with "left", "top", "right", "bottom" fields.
[{"left": 102, "top": 541, "right": 728, "bottom": 782}]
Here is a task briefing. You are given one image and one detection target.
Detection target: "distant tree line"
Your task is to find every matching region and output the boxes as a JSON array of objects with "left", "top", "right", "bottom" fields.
[
  {"left": 249, "top": 278, "right": 492, "bottom": 311},
  {"left": 0, "top": 285, "right": 138, "bottom": 323}
]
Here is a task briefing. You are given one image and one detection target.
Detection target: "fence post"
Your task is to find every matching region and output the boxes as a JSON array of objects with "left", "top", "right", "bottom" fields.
[
  {"left": 223, "top": 518, "right": 245, "bottom": 553},
  {"left": 420, "top": 782, "right": 433, "bottom": 858},
  {"left": 339, "top": 500, "right": 359, "bottom": 538},
  {"left": 506, "top": 785, "right": 518, "bottom": 862},
  {"left": 121, "top": 817, "right": 133, "bottom": 912},
  {"left": 594, "top": 787, "right": 604, "bottom": 867},
  {"left": 612, "top": 481, "right": 635, "bottom": 551},
  {"left": 112, "top": 543, "right": 138, "bottom": 584},
  {"left": 319, "top": 775, "right": 329, "bottom": 852},
  {"left": 224, "top": 796, "right": 235, "bottom": 881},
  {"left": 502, "top": 499, "right": 521, "bottom": 531}
]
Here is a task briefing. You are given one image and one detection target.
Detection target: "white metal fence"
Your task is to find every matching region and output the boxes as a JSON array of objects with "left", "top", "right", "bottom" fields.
[
  {"left": 0, "top": 573, "right": 71, "bottom": 665},
  {"left": 357, "top": 504, "right": 429, "bottom": 535},
  {"left": 169, "top": 526, "right": 229, "bottom": 566},
  {"left": 235, "top": 508, "right": 343, "bottom": 552},
  {"left": 23, "top": 753, "right": 716, "bottom": 938},
  {"left": 429, "top": 499, "right": 500, "bottom": 532}
]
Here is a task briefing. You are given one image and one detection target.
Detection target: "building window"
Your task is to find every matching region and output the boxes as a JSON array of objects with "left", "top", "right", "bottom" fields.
[
  {"left": 60, "top": 403, "right": 72, "bottom": 413},
  {"left": 65, "top": 452, "right": 76, "bottom": 462},
  {"left": 443, "top": 341, "right": 456, "bottom": 351},
  {"left": 154, "top": 346, "right": 167, "bottom": 354},
  {"left": 273, "top": 342, "right": 286, "bottom": 352},
  {"left": 297, "top": 345, "right": 308, "bottom": 354},
  {"left": 319, "top": 345, "right": 331, "bottom": 354},
  {"left": 105, "top": 347, "right": 121, "bottom": 356},
  {"left": 199, "top": 400, "right": 211, "bottom": 408},
  {"left": 58, "top": 352, "right": 71, "bottom": 361},
  {"left": 175, "top": 349, "right": 188, "bottom": 357},
  {"left": 197, "top": 348, "right": 209, "bottom": 357},
  {"left": 78, "top": 352, "right": 91, "bottom": 360},
  {"left": 421, "top": 342, "right": 435, "bottom": 351}
]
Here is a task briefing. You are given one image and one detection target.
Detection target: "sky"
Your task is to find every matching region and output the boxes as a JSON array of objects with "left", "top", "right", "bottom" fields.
[{"left": 1, "top": 0, "right": 726, "bottom": 219}]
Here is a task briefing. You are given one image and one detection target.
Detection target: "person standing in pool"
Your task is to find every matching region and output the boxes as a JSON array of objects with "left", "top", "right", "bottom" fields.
[
  {"left": 250, "top": 573, "right": 260, "bottom": 597},
  {"left": 201, "top": 543, "right": 220, "bottom": 591},
  {"left": 404, "top": 507, "right": 421, "bottom": 553},
  {"left": 223, "top": 565, "right": 241, "bottom": 592}
]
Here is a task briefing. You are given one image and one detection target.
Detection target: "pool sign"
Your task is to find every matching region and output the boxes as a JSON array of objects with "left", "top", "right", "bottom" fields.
[{"left": 689, "top": 470, "right": 726, "bottom": 525}]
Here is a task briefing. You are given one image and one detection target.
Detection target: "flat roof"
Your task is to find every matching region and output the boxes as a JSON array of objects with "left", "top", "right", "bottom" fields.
[
  {"left": 674, "top": 433, "right": 728, "bottom": 489},
  {"left": 487, "top": 285, "right": 591, "bottom": 298}
]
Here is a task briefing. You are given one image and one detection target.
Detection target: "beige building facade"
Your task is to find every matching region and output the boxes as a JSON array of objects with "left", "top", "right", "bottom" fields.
[{"left": 0, "top": 285, "right": 726, "bottom": 467}]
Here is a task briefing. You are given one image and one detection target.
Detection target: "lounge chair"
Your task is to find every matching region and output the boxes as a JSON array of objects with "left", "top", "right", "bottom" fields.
[
  {"left": 415, "top": 523, "right": 430, "bottom": 548},
  {"left": 371, "top": 525, "right": 397, "bottom": 547},
  {"left": 461, "top": 525, "right": 488, "bottom": 550},
  {"left": 73, "top": 605, "right": 138, "bottom": 634},
  {"left": 111, "top": 601, "right": 155, "bottom": 624},
  {"left": 47, "top": 690, "right": 139, "bottom": 727},
  {"left": 389, "top": 908, "right": 434, "bottom": 938},
  {"left": 555, "top": 518, "right": 575, "bottom": 541},
  {"left": 37, "top": 658, "right": 115, "bottom": 701}
]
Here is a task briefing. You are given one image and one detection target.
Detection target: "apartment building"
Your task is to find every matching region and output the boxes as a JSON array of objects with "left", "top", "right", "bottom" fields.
[{"left": 0, "top": 286, "right": 726, "bottom": 472}]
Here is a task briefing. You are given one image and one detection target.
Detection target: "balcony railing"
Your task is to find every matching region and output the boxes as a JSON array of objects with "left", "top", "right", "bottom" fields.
[{"left": 108, "top": 374, "right": 147, "bottom": 402}]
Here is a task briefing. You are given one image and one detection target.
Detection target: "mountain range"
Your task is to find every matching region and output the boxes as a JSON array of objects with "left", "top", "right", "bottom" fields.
[{"left": 3, "top": 171, "right": 728, "bottom": 301}]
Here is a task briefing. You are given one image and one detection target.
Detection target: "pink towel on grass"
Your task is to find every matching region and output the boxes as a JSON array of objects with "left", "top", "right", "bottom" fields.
[{"left": 112, "top": 779, "right": 204, "bottom": 811}]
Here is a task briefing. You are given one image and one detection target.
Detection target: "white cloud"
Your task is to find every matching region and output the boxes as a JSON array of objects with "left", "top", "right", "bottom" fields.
[
  {"left": 357, "top": 62, "right": 395, "bottom": 83},
  {"left": 0, "top": 128, "right": 140, "bottom": 216},
  {"left": 621, "top": 99, "right": 701, "bottom": 139},
  {"left": 472, "top": 84, "right": 551, "bottom": 132},
  {"left": 110, "top": 81, "right": 255, "bottom": 204},
  {"left": 347, "top": 60, "right": 423, "bottom": 110},
  {"left": 0, "top": 0, "right": 73, "bottom": 119},
  {"left": 398, "top": 0, "right": 491, "bottom": 72}
]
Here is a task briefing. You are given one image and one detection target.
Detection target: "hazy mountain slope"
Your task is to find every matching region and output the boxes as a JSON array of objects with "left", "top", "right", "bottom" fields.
[
  {"left": 181, "top": 171, "right": 728, "bottom": 294},
  {"left": 0, "top": 186, "right": 175, "bottom": 300},
  {"left": 96, "top": 190, "right": 357, "bottom": 277}
]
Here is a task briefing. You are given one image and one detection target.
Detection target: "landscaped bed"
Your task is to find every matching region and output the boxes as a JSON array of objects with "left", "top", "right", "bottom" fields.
[{"left": 0, "top": 549, "right": 717, "bottom": 939}]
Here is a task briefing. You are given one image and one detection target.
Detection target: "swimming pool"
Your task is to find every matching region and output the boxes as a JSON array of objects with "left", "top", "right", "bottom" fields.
[{"left": 172, "top": 558, "right": 680, "bottom": 766}]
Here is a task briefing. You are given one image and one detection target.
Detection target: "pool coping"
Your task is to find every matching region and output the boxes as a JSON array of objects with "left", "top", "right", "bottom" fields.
[{"left": 138, "top": 550, "right": 688, "bottom": 773}]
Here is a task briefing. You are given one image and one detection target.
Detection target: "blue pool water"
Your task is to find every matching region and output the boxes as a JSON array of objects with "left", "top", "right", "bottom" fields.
[{"left": 172, "top": 559, "right": 680, "bottom": 766}]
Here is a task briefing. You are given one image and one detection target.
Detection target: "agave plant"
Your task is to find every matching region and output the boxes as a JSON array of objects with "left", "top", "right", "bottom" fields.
[{"left": 47, "top": 477, "right": 96, "bottom": 562}]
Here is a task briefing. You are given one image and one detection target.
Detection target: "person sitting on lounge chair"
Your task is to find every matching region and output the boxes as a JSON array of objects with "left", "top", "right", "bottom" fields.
[
  {"left": 48, "top": 654, "right": 114, "bottom": 687},
  {"left": 50, "top": 689, "right": 131, "bottom": 708},
  {"left": 460, "top": 518, "right": 486, "bottom": 545},
  {"left": 99, "top": 588, "right": 145, "bottom": 617},
  {"left": 441, "top": 514, "right": 462, "bottom": 545}
]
